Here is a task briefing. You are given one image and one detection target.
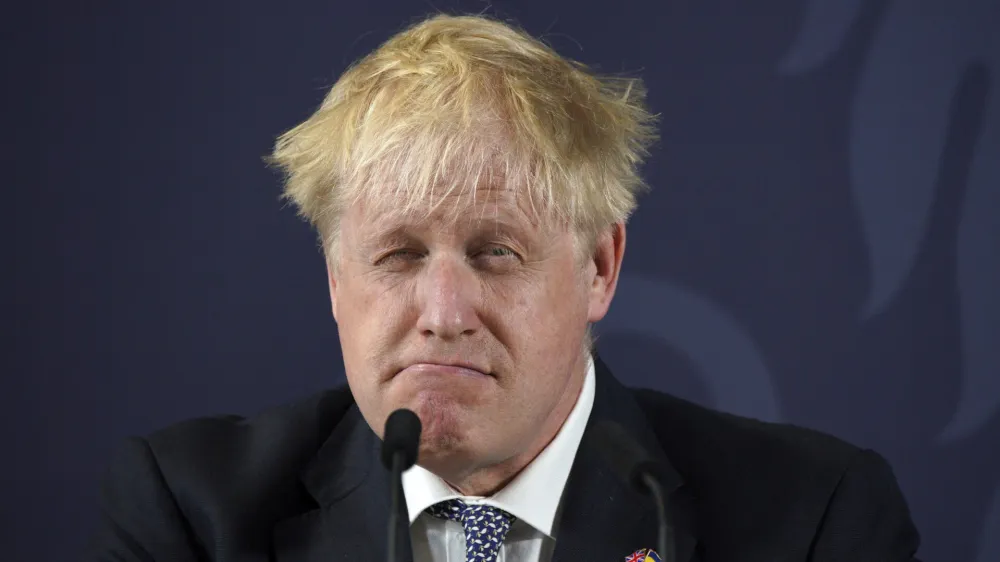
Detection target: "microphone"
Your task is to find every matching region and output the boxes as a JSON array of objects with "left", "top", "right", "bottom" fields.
[
  {"left": 590, "top": 419, "right": 674, "bottom": 562},
  {"left": 381, "top": 409, "right": 422, "bottom": 562}
]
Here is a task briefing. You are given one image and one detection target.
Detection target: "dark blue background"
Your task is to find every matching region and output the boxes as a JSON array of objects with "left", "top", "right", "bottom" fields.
[{"left": 8, "top": 1, "right": 998, "bottom": 561}]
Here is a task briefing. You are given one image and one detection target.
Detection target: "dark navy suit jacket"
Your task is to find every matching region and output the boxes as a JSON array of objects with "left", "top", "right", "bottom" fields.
[{"left": 90, "top": 354, "right": 921, "bottom": 561}]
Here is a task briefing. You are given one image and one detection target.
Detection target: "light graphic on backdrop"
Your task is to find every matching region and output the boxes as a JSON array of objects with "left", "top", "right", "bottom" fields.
[
  {"left": 780, "top": 1, "right": 999, "bottom": 558},
  {"left": 595, "top": 274, "right": 780, "bottom": 423}
]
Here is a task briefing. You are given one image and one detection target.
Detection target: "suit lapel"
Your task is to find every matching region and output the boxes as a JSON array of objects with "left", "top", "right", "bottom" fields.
[
  {"left": 552, "top": 355, "right": 698, "bottom": 562},
  {"left": 272, "top": 404, "right": 413, "bottom": 562}
]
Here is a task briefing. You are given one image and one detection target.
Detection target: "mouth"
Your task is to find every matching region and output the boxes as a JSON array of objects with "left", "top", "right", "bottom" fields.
[{"left": 398, "top": 362, "right": 494, "bottom": 379}]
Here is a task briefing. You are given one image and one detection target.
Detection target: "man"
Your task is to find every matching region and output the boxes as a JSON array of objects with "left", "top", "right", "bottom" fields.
[{"left": 90, "top": 13, "right": 922, "bottom": 562}]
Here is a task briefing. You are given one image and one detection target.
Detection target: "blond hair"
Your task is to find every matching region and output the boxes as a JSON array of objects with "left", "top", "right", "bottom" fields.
[{"left": 269, "top": 13, "right": 658, "bottom": 261}]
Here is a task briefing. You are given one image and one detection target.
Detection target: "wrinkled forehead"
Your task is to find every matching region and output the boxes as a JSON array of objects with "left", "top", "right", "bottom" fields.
[{"left": 342, "top": 178, "right": 559, "bottom": 238}]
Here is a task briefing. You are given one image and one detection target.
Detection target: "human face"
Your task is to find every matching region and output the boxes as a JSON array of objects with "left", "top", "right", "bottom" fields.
[{"left": 327, "top": 187, "right": 624, "bottom": 489}]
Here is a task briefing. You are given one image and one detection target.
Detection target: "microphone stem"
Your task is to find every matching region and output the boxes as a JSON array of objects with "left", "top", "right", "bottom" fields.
[
  {"left": 640, "top": 472, "right": 673, "bottom": 562},
  {"left": 387, "top": 452, "right": 403, "bottom": 562}
]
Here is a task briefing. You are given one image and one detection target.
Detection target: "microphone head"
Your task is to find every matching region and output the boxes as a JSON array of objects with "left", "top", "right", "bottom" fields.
[
  {"left": 381, "top": 408, "right": 422, "bottom": 471},
  {"left": 588, "top": 418, "right": 662, "bottom": 493}
]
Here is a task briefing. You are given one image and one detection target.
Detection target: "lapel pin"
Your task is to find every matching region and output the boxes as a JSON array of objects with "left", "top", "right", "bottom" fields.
[{"left": 625, "top": 548, "right": 662, "bottom": 562}]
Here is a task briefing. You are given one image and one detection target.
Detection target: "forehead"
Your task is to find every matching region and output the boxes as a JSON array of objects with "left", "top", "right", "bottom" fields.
[{"left": 343, "top": 182, "right": 553, "bottom": 237}]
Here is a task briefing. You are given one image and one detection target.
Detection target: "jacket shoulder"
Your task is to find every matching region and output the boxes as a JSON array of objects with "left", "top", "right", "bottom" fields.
[
  {"left": 143, "top": 386, "right": 355, "bottom": 515},
  {"left": 632, "top": 387, "right": 870, "bottom": 551},
  {"left": 632, "top": 388, "right": 921, "bottom": 557},
  {"left": 144, "top": 386, "right": 355, "bottom": 465},
  {"left": 92, "top": 386, "right": 357, "bottom": 560},
  {"left": 633, "top": 387, "right": 861, "bottom": 478}
]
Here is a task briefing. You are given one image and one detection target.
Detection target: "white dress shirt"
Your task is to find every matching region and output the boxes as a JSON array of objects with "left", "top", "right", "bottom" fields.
[{"left": 401, "top": 355, "right": 596, "bottom": 562}]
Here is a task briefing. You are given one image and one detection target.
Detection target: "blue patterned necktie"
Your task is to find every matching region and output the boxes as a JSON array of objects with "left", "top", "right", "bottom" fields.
[{"left": 426, "top": 499, "right": 515, "bottom": 562}]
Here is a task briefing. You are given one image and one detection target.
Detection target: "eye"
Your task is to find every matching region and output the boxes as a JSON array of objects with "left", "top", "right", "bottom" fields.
[
  {"left": 475, "top": 245, "right": 520, "bottom": 262},
  {"left": 374, "top": 249, "right": 423, "bottom": 266},
  {"left": 485, "top": 246, "right": 516, "bottom": 257}
]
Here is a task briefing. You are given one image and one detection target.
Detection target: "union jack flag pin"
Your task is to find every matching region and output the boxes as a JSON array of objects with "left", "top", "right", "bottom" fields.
[{"left": 624, "top": 548, "right": 662, "bottom": 562}]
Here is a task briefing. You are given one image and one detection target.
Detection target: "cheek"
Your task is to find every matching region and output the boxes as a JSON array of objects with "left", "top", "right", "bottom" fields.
[
  {"left": 337, "top": 279, "right": 414, "bottom": 420},
  {"left": 340, "top": 273, "right": 411, "bottom": 322},
  {"left": 492, "top": 268, "right": 588, "bottom": 352},
  {"left": 337, "top": 279, "right": 407, "bottom": 368}
]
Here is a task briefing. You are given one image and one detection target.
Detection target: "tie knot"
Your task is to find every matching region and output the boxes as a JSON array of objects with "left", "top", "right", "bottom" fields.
[
  {"left": 425, "top": 499, "right": 515, "bottom": 562},
  {"left": 427, "top": 498, "right": 515, "bottom": 526}
]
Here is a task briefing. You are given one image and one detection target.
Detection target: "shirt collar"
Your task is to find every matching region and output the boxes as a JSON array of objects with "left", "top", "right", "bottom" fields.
[{"left": 401, "top": 355, "right": 596, "bottom": 538}]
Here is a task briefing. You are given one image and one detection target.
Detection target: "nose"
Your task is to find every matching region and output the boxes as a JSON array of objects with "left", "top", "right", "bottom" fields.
[{"left": 415, "top": 254, "right": 481, "bottom": 340}]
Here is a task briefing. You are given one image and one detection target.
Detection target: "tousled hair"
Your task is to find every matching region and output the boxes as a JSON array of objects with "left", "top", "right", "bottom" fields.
[{"left": 269, "top": 13, "right": 658, "bottom": 262}]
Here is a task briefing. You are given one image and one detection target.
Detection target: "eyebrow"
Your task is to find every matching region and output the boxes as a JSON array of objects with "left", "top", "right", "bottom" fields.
[
  {"left": 357, "top": 215, "right": 533, "bottom": 250},
  {"left": 357, "top": 226, "right": 413, "bottom": 253}
]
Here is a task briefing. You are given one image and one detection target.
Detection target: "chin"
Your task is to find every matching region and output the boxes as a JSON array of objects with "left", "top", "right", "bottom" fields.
[
  {"left": 381, "top": 381, "right": 487, "bottom": 463},
  {"left": 416, "top": 432, "right": 484, "bottom": 481},
  {"left": 417, "top": 433, "right": 463, "bottom": 462},
  {"left": 407, "top": 402, "right": 469, "bottom": 456}
]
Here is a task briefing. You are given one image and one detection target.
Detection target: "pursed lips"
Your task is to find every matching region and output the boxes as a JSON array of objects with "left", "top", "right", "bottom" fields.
[{"left": 399, "top": 361, "right": 493, "bottom": 378}]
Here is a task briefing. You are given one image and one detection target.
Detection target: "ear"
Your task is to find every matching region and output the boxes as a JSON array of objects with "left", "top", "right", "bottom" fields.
[
  {"left": 586, "top": 221, "right": 626, "bottom": 323},
  {"left": 326, "top": 257, "right": 340, "bottom": 323}
]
